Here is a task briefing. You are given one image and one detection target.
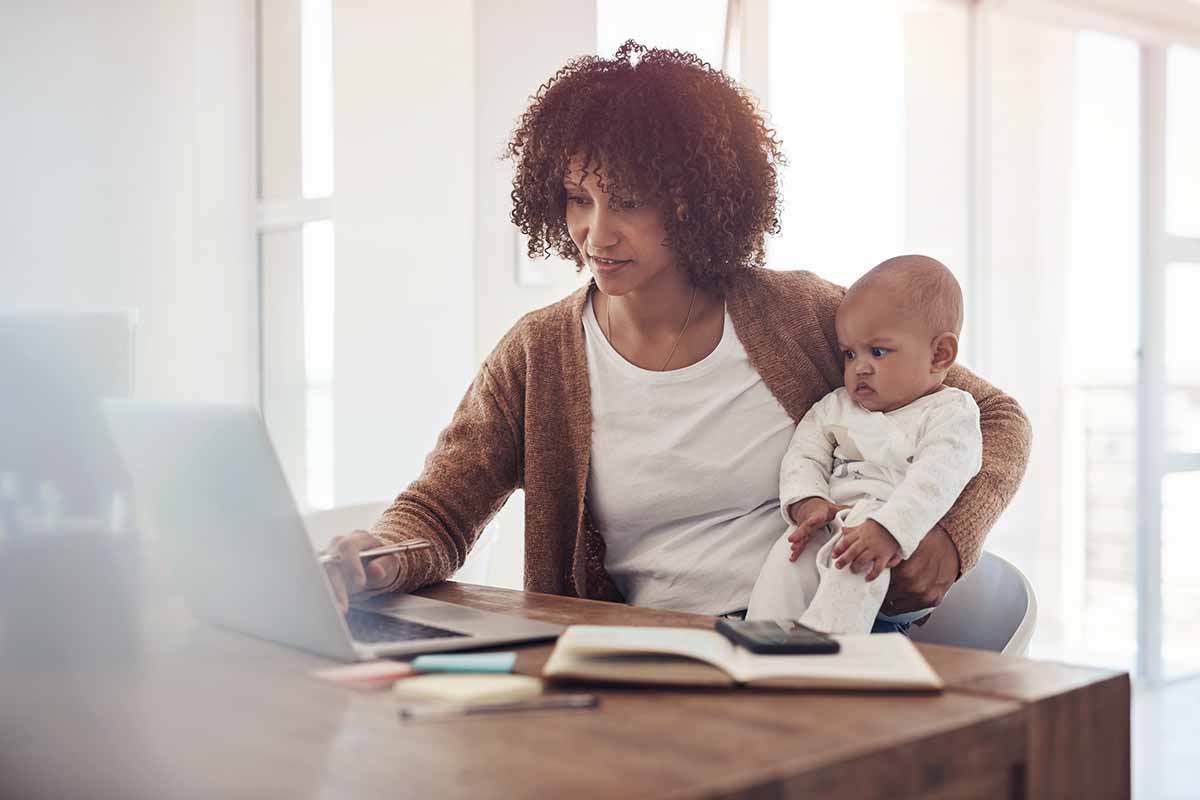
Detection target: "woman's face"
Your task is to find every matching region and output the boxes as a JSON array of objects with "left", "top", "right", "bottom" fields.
[{"left": 563, "top": 158, "right": 679, "bottom": 296}]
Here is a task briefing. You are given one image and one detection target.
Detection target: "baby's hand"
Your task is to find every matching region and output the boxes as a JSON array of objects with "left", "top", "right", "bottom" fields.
[
  {"left": 833, "top": 519, "right": 903, "bottom": 581},
  {"left": 786, "top": 497, "right": 849, "bottom": 562}
]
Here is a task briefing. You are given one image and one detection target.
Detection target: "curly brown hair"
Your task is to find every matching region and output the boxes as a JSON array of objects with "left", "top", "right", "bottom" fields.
[{"left": 505, "top": 40, "right": 785, "bottom": 289}]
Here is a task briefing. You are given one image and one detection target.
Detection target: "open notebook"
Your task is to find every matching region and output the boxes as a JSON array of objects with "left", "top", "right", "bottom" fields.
[{"left": 543, "top": 625, "right": 944, "bottom": 691}]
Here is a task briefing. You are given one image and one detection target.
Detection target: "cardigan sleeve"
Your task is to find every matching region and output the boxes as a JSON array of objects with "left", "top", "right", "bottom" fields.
[
  {"left": 367, "top": 359, "right": 523, "bottom": 595},
  {"left": 800, "top": 271, "right": 1031, "bottom": 574},
  {"left": 939, "top": 363, "right": 1032, "bottom": 573}
]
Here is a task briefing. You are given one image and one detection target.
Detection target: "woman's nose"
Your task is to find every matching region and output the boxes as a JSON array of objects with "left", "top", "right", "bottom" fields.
[{"left": 587, "top": 207, "right": 619, "bottom": 248}]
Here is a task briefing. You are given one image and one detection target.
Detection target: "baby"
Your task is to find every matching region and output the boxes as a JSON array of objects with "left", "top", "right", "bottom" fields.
[{"left": 745, "top": 255, "right": 983, "bottom": 634}]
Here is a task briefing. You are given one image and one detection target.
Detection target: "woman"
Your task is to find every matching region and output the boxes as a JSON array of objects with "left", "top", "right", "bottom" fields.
[{"left": 324, "top": 41, "right": 1031, "bottom": 628}]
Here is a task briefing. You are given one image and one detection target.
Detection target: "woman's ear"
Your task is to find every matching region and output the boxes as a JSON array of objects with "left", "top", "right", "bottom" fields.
[{"left": 930, "top": 332, "right": 959, "bottom": 373}]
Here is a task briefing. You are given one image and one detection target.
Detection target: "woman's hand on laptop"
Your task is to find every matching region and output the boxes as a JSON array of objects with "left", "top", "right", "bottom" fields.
[{"left": 322, "top": 531, "right": 401, "bottom": 615}]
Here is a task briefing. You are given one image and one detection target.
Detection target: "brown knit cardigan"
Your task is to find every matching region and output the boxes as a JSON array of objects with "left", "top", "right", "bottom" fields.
[{"left": 373, "top": 268, "right": 1032, "bottom": 602}]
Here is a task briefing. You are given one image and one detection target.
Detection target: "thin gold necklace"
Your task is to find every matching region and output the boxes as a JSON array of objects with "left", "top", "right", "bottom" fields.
[{"left": 605, "top": 285, "right": 698, "bottom": 371}]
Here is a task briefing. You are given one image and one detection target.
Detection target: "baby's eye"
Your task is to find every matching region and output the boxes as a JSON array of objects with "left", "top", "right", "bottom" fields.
[
  {"left": 870, "top": 347, "right": 889, "bottom": 358},
  {"left": 843, "top": 350, "right": 855, "bottom": 361}
]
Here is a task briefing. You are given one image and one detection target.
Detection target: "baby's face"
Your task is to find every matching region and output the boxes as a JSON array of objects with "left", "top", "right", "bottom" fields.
[{"left": 835, "top": 290, "right": 943, "bottom": 413}]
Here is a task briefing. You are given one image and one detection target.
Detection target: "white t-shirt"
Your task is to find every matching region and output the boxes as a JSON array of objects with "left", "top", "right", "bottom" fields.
[{"left": 582, "top": 299, "right": 796, "bottom": 615}]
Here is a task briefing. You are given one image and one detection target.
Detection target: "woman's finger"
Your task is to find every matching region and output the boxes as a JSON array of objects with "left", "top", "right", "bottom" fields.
[
  {"left": 332, "top": 530, "right": 382, "bottom": 594},
  {"left": 334, "top": 536, "right": 369, "bottom": 593},
  {"left": 364, "top": 554, "right": 400, "bottom": 589}
]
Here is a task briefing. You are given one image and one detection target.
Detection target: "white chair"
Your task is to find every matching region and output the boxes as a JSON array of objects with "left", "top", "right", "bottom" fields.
[
  {"left": 302, "top": 502, "right": 499, "bottom": 584},
  {"left": 906, "top": 551, "right": 1037, "bottom": 656}
]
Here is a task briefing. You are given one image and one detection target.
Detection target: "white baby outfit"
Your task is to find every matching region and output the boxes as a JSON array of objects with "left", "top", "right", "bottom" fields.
[{"left": 746, "top": 386, "right": 983, "bottom": 633}]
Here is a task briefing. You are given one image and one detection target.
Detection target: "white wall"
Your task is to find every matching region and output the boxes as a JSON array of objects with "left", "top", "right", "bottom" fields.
[
  {"left": 0, "top": 0, "right": 258, "bottom": 405},
  {"left": 331, "top": 2, "right": 478, "bottom": 505}
]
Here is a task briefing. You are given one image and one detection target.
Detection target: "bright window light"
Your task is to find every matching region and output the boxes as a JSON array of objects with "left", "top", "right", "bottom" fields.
[
  {"left": 1166, "top": 46, "right": 1200, "bottom": 238},
  {"left": 597, "top": 0, "right": 728, "bottom": 68},
  {"left": 302, "top": 220, "right": 334, "bottom": 509},
  {"left": 766, "top": 0, "right": 908, "bottom": 288}
]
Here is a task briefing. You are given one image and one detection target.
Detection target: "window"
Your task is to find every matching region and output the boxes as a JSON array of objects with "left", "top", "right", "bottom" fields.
[
  {"left": 766, "top": 0, "right": 970, "bottom": 317},
  {"left": 258, "top": 0, "right": 335, "bottom": 511},
  {"left": 597, "top": 0, "right": 729, "bottom": 68}
]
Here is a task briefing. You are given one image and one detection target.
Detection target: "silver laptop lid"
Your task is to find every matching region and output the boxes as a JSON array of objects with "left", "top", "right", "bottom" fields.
[{"left": 104, "top": 401, "right": 358, "bottom": 661}]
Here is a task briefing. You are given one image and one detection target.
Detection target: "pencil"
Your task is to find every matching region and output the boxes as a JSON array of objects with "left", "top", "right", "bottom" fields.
[{"left": 317, "top": 540, "right": 431, "bottom": 565}]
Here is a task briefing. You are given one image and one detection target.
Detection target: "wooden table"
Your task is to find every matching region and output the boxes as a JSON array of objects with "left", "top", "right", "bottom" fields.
[{"left": 0, "top": 582, "right": 1129, "bottom": 799}]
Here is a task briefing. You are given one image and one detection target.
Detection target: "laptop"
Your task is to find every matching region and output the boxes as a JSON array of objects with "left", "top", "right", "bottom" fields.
[{"left": 104, "top": 400, "right": 563, "bottom": 660}]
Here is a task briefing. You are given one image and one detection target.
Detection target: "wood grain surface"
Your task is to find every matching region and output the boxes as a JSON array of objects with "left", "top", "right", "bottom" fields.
[{"left": 0, "top": 581, "right": 1130, "bottom": 799}]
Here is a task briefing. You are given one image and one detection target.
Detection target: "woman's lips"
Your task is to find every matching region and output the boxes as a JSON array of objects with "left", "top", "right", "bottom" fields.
[{"left": 591, "top": 256, "right": 631, "bottom": 274}]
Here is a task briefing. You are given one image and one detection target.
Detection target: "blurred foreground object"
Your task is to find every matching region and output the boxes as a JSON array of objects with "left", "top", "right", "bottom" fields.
[{"left": 0, "top": 310, "right": 157, "bottom": 799}]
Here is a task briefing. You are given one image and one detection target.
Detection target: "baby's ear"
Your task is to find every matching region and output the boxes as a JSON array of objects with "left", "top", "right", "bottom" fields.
[{"left": 930, "top": 332, "right": 959, "bottom": 373}]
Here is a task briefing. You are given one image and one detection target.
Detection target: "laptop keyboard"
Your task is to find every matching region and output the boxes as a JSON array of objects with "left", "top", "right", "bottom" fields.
[{"left": 345, "top": 607, "right": 469, "bottom": 644}]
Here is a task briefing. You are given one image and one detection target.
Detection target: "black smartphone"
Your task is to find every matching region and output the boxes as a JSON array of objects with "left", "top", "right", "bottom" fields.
[{"left": 714, "top": 618, "right": 840, "bottom": 655}]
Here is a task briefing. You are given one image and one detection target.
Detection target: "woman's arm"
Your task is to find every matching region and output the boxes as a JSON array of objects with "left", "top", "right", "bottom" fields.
[
  {"left": 938, "top": 364, "right": 1032, "bottom": 573},
  {"left": 367, "top": 360, "right": 523, "bottom": 595}
]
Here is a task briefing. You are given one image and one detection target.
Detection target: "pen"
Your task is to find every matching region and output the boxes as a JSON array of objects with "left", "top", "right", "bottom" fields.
[
  {"left": 318, "top": 540, "right": 431, "bottom": 565},
  {"left": 397, "top": 693, "right": 599, "bottom": 722}
]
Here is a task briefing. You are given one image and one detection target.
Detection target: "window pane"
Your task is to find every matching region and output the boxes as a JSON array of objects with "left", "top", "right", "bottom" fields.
[
  {"left": 766, "top": 0, "right": 968, "bottom": 293},
  {"left": 302, "top": 220, "right": 334, "bottom": 385},
  {"left": 1162, "top": 470, "right": 1200, "bottom": 678},
  {"left": 305, "top": 385, "right": 334, "bottom": 510},
  {"left": 301, "top": 0, "right": 334, "bottom": 198},
  {"left": 260, "top": 229, "right": 307, "bottom": 507},
  {"left": 1165, "top": 262, "right": 1200, "bottom": 456},
  {"left": 1166, "top": 46, "right": 1200, "bottom": 238},
  {"left": 597, "top": 0, "right": 727, "bottom": 68},
  {"left": 302, "top": 220, "right": 334, "bottom": 509},
  {"left": 984, "top": 23, "right": 1140, "bottom": 672},
  {"left": 1066, "top": 32, "right": 1140, "bottom": 672}
]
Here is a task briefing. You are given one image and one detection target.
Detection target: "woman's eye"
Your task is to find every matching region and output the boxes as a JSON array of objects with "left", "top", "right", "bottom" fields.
[
  {"left": 567, "top": 196, "right": 590, "bottom": 206},
  {"left": 871, "top": 347, "right": 889, "bottom": 358}
]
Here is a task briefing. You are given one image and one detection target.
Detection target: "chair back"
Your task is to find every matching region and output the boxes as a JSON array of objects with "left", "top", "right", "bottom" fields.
[{"left": 906, "top": 551, "right": 1037, "bottom": 656}]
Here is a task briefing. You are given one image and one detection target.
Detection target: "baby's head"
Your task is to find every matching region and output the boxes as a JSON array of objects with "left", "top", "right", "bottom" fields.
[{"left": 836, "top": 255, "right": 963, "bottom": 413}]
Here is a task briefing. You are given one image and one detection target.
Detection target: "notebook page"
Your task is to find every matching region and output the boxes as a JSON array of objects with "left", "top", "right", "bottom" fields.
[
  {"left": 728, "top": 633, "right": 944, "bottom": 690},
  {"left": 553, "top": 626, "right": 740, "bottom": 673}
]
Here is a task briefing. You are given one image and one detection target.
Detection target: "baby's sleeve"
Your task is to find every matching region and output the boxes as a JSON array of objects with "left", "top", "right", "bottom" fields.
[
  {"left": 868, "top": 394, "right": 984, "bottom": 559},
  {"left": 778, "top": 393, "right": 837, "bottom": 525}
]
